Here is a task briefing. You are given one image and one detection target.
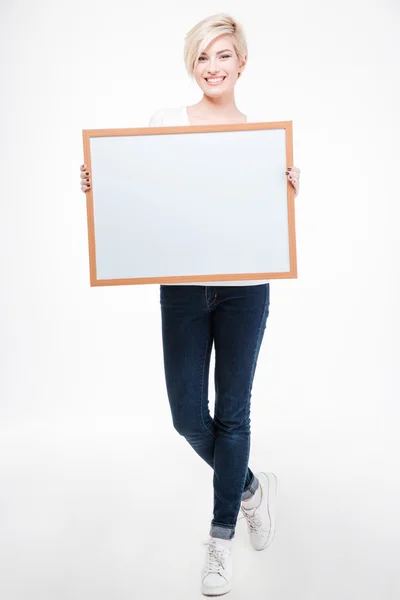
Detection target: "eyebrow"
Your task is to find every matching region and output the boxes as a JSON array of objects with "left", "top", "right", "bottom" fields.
[{"left": 199, "top": 49, "right": 232, "bottom": 56}]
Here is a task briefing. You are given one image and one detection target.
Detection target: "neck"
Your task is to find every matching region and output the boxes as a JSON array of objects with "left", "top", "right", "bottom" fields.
[{"left": 199, "top": 93, "right": 239, "bottom": 114}]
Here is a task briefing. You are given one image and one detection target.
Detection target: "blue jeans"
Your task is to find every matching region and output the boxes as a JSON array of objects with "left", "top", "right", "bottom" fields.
[{"left": 160, "top": 284, "right": 270, "bottom": 540}]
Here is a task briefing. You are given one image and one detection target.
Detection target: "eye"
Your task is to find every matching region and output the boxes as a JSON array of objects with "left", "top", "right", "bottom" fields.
[
  {"left": 221, "top": 54, "right": 231, "bottom": 59},
  {"left": 198, "top": 56, "right": 206, "bottom": 61}
]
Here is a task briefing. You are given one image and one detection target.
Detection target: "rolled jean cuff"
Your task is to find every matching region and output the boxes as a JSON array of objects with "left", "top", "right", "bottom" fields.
[
  {"left": 241, "top": 473, "right": 259, "bottom": 501},
  {"left": 210, "top": 523, "right": 235, "bottom": 540}
]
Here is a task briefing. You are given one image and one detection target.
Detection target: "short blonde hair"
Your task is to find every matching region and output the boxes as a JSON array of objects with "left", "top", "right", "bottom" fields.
[{"left": 183, "top": 13, "right": 248, "bottom": 78}]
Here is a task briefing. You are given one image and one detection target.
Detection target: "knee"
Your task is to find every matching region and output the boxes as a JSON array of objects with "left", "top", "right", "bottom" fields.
[
  {"left": 215, "top": 415, "right": 251, "bottom": 435},
  {"left": 171, "top": 408, "right": 210, "bottom": 439},
  {"left": 172, "top": 416, "right": 197, "bottom": 438}
]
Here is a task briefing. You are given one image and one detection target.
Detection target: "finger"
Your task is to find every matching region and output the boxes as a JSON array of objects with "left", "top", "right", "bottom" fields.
[
  {"left": 81, "top": 184, "right": 91, "bottom": 192},
  {"left": 81, "top": 168, "right": 90, "bottom": 176},
  {"left": 81, "top": 175, "right": 91, "bottom": 184}
]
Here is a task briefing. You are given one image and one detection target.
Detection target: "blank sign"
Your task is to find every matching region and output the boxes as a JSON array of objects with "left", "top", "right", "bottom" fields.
[{"left": 82, "top": 121, "right": 297, "bottom": 286}]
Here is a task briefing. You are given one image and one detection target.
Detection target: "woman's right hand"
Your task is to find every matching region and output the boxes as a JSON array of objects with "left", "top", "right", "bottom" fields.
[{"left": 80, "top": 164, "right": 91, "bottom": 193}]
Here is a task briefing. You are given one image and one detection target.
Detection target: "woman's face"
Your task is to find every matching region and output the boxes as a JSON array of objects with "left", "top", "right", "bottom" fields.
[{"left": 193, "top": 34, "right": 246, "bottom": 97}]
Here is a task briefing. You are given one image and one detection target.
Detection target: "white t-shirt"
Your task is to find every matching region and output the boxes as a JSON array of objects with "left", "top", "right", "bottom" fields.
[{"left": 149, "top": 106, "right": 269, "bottom": 287}]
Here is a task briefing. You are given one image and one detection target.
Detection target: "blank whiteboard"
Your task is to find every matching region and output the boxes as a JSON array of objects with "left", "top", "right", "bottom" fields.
[{"left": 82, "top": 121, "right": 297, "bottom": 286}]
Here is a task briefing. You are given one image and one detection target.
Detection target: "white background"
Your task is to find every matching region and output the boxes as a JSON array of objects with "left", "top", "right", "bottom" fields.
[{"left": 1, "top": 1, "right": 399, "bottom": 599}]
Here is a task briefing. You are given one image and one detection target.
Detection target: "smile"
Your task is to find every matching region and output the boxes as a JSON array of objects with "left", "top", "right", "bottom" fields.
[{"left": 205, "top": 76, "right": 226, "bottom": 85}]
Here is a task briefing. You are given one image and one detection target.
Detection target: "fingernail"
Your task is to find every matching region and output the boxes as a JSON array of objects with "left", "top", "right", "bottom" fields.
[
  {"left": 287, "top": 167, "right": 291, "bottom": 171},
  {"left": 85, "top": 172, "right": 89, "bottom": 175}
]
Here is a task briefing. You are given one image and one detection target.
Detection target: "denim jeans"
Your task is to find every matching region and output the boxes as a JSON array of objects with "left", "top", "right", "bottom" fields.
[{"left": 160, "top": 284, "right": 270, "bottom": 540}]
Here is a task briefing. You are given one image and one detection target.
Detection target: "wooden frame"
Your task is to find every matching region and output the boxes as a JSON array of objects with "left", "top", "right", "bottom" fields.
[{"left": 82, "top": 121, "right": 297, "bottom": 286}]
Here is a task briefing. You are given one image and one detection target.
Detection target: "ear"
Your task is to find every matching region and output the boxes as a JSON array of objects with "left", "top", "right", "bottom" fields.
[{"left": 238, "top": 54, "right": 248, "bottom": 77}]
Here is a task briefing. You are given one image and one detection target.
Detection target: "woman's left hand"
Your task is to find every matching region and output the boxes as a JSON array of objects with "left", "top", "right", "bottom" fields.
[{"left": 286, "top": 166, "right": 301, "bottom": 197}]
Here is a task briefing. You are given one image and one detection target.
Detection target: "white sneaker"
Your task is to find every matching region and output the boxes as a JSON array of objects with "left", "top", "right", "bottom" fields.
[
  {"left": 240, "top": 471, "right": 278, "bottom": 551},
  {"left": 201, "top": 537, "right": 233, "bottom": 596}
]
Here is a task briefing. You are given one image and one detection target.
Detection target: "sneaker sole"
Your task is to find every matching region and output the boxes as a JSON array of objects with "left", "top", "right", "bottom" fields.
[{"left": 201, "top": 579, "right": 232, "bottom": 596}]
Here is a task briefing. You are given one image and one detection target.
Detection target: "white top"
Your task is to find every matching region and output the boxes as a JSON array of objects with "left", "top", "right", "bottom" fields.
[{"left": 149, "top": 106, "right": 270, "bottom": 287}]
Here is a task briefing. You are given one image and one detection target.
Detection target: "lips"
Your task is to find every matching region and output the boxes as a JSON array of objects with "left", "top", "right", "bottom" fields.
[{"left": 205, "top": 76, "right": 226, "bottom": 85}]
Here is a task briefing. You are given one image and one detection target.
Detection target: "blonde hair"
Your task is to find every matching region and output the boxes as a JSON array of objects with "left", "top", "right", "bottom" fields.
[{"left": 183, "top": 13, "right": 248, "bottom": 78}]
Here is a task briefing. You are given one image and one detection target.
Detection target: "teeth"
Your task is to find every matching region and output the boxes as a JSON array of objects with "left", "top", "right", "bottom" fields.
[{"left": 207, "top": 77, "right": 224, "bottom": 83}]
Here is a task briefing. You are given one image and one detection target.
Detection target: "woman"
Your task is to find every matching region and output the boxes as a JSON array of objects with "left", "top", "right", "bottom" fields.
[{"left": 80, "top": 13, "right": 300, "bottom": 597}]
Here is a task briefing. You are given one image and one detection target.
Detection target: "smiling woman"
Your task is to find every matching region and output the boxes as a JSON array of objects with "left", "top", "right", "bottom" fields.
[{"left": 80, "top": 12, "right": 300, "bottom": 599}]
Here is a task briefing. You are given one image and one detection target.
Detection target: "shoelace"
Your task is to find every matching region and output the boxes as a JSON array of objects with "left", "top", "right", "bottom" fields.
[
  {"left": 240, "top": 506, "right": 267, "bottom": 534},
  {"left": 204, "top": 541, "right": 228, "bottom": 575},
  {"left": 244, "top": 512, "right": 263, "bottom": 533}
]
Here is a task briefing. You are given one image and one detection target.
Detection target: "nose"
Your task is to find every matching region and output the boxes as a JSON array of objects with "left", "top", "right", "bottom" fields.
[{"left": 208, "top": 57, "right": 220, "bottom": 74}]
